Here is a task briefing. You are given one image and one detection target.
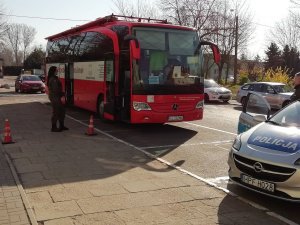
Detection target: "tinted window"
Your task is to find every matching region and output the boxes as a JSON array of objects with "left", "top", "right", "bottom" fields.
[
  {"left": 266, "top": 85, "right": 275, "bottom": 94},
  {"left": 110, "top": 25, "right": 129, "bottom": 50},
  {"left": 242, "top": 84, "right": 253, "bottom": 90},
  {"left": 272, "top": 85, "right": 286, "bottom": 93},
  {"left": 253, "top": 83, "right": 263, "bottom": 92},
  {"left": 47, "top": 32, "right": 114, "bottom": 62}
]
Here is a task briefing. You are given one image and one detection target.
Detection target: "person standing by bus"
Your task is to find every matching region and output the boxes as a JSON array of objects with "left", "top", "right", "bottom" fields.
[
  {"left": 290, "top": 72, "right": 300, "bottom": 102},
  {"left": 47, "top": 66, "right": 68, "bottom": 132}
]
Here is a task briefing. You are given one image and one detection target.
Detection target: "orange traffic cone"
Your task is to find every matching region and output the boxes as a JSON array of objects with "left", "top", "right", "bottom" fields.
[
  {"left": 2, "top": 119, "right": 14, "bottom": 144},
  {"left": 85, "top": 115, "right": 97, "bottom": 136}
]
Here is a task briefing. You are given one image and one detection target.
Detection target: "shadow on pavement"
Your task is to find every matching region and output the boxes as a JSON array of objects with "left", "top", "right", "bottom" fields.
[
  {"left": 226, "top": 180, "right": 300, "bottom": 224},
  {"left": 217, "top": 194, "right": 288, "bottom": 225},
  {"left": 0, "top": 101, "right": 196, "bottom": 191}
]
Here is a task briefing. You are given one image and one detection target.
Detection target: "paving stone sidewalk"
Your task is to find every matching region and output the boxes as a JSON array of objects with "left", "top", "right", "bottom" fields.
[
  {"left": 0, "top": 148, "right": 31, "bottom": 225},
  {"left": 0, "top": 94, "right": 290, "bottom": 225}
]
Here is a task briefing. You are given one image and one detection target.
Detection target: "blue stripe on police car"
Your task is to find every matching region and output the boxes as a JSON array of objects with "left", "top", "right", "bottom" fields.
[{"left": 248, "top": 125, "right": 300, "bottom": 153}]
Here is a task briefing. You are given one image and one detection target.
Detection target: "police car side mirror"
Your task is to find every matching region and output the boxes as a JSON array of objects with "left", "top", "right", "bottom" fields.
[{"left": 253, "top": 114, "right": 267, "bottom": 122}]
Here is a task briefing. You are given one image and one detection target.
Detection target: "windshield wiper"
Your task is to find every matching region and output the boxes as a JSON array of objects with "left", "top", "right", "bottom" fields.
[{"left": 265, "top": 120, "right": 280, "bottom": 126}]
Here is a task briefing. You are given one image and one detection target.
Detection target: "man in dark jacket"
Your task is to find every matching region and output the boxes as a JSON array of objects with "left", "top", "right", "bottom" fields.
[
  {"left": 290, "top": 72, "right": 300, "bottom": 102},
  {"left": 47, "top": 66, "right": 68, "bottom": 132}
]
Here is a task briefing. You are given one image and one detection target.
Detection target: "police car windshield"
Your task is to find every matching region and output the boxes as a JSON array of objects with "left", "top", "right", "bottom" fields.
[
  {"left": 204, "top": 79, "right": 219, "bottom": 88},
  {"left": 269, "top": 101, "right": 300, "bottom": 127}
]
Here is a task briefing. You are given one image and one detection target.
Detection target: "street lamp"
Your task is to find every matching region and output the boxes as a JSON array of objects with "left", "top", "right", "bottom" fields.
[{"left": 230, "top": 9, "right": 238, "bottom": 84}]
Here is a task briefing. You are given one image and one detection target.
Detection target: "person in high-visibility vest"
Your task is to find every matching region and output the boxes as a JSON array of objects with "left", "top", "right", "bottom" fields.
[{"left": 47, "top": 66, "right": 68, "bottom": 132}]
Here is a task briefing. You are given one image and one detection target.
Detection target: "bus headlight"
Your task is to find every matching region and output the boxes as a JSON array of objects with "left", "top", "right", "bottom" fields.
[
  {"left": 133, "top": 102, "right": 152, "bottom": 111},
  {"left": 232, "top": 134, "right": 242, "bottom": 151},
  {"left": 196, "top": 100, "right": 204, "bottom": 109}
]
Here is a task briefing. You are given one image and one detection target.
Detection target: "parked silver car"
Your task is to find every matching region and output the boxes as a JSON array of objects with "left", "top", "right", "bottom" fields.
[{"left": 236, "top": 82, "right": 293, "bottom": 109}]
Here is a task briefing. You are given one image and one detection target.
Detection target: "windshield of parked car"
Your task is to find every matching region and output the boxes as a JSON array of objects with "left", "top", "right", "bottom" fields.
[
  {"left": 204, "top": 79, "right": 220, "bottom": 88},
  {"left": 268, "top": 101, "right": 300, "bottom": 127},
  {"left": 23, "top": 76, "right": 41, "bottom": 81},
  {"left": 273, "top": 84, "right": 291, "bottom": 93}
]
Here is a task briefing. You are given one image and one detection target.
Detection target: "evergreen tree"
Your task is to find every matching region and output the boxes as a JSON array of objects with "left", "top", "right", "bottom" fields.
[
  {"left": 281, "top": 45, "right": 300, "bottom": 76},
  {"left": 23, "top": 47, "right": 45, "bottom": 69},
  {"left": 265, "top": 42, "right": 283, "bottom": 70}
]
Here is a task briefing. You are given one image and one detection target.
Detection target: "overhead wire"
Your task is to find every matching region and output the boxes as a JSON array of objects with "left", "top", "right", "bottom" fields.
[
  {"left": 0, "top": 13, "right": 91, "bottom": 22},
  {"left": 0, "top": 12, "right": 275, "bottom": 29}
]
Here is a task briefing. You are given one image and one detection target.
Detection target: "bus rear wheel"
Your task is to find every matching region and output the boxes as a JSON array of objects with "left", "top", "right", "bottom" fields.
[{"left": 97, "top": 98, "right": 105, "bottom": 121}]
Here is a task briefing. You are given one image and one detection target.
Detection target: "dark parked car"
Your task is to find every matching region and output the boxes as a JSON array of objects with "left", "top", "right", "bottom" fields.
[{"left": 15, "top": 75, "right": 45, "bottom": 93}]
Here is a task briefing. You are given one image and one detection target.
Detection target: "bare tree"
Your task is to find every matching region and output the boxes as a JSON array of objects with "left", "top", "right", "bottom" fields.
[
  {"left": 112, "top": 0, "right": 161, "bottom": 18},
  {"left": 159, "top": 0, "right": 253, "bottom": 83},
  {"left": 159, "top": 0, "right": 216, "bottom": 34},
  {"left": 269, "top": 12, "right": 300, "bottom": 49},
  {"left": 5, "top": 23, "right": 36, "bottom": 66},
  {"left": 0, "top": 46, "right": 13, "bottom": 66},
  {"left": 21, "top": 24, "right": 36, "bottom": 63},
  {"left": 5, "top": 23, "right": 22, "bottom": 65},
  {"left": 0, "top": 4, "right": 7, "bottom": 45}
]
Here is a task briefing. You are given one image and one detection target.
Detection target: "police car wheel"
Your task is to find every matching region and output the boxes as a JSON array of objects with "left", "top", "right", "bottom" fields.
[
  {"left": 241, "top": 97, "right": 246, "bottom": 107},
  {"left": 204, "top": 94, "right": 210, "bottom": 103}
]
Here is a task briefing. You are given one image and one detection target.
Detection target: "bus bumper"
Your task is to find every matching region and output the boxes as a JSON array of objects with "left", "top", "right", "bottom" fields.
[{"left": 130, "top": 110, "right": 203, "bottom": 124}]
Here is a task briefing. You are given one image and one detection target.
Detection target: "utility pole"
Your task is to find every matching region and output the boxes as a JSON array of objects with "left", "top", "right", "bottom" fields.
[{"left": 234, "top": 15, "right": 238, "bottom": 84}]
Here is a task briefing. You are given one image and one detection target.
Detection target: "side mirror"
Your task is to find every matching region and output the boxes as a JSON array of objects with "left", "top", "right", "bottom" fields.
[
  {"left": 124, "top": 34, "right": 140, "bottom": 60},
  {"left": 253, "top": 114, "right": 267, "bottom": 122},
  {"left": 195, "top": 41, "right": 221, "bottom": 64},
  {"left": 130, "top": 40, "right": 140, "bottom": 60}
]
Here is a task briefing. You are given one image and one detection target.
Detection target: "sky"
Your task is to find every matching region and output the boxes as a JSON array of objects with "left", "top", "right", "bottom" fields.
[{"left": 1, "top": 0, "right": 293, "bottom": 58}]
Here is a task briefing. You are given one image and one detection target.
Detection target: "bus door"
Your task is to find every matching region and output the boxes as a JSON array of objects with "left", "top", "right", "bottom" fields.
[
  {"left": 58, "top": 63, "right": 74, "bottom": 105},
  {"left": 103, "top": 60, "right": 115, "bottom": 119},
  {"left": 65, "top": 63, "right": 74, "bottom": 105},
  {"left": 118, "top": 52, "right": 131, "bottom": 122}
]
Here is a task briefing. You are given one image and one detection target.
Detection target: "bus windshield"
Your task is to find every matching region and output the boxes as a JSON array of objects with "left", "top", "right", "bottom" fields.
[{"left": 132, "top": 27, "right": 203, "bottom": 95}]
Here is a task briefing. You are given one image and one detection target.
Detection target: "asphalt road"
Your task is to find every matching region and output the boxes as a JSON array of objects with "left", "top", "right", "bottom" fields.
[{"left": 1, "top": 89, "right": 299, "bottom": 224}]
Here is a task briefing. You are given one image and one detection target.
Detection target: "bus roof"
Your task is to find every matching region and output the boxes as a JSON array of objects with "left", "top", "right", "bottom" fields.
[{"left": 46, "top": 14, "right": 195, "bottom": 41}]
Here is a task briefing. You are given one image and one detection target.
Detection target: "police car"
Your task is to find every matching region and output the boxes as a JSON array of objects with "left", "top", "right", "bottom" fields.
[
  {"left": 204, "top": 79, "right": 232, "bottom": 103},
  {"left": 228, "top": 92, "right": 300, "bottom": 201}
]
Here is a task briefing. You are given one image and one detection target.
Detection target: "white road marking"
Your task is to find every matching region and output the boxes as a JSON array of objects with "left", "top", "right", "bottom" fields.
[
  {"left": 185, "top": 122, "right": 237, "bottom": 135},
  {"left": 63, "top": 112, "right": 298, "bottom": 225},
  {"left": 215, "top": 144, "right": 231, "bottom": 151},
  {"left": 206, "top": 176, "right": 229, "bottom": 184},
  {"left": 139, "top": 140, "right": 232, "bottom": 150}
]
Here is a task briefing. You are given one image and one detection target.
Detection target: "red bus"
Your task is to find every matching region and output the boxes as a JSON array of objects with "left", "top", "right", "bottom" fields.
[{"left": 45, "top": 14, "right": 220, "bottom": 123}]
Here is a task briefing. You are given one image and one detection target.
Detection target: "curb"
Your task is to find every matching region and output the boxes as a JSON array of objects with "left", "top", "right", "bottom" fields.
[
  {"left": 66, "top": 113, "right": 297, "bottom": 225},
  {"left": 0, "top": 146, "right": 38, "bottom": 225}
]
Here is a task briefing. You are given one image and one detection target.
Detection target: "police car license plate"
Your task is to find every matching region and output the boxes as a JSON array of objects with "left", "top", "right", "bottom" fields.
[
  {"left": 241, "top": 174, "right": 275, "bottom": 192},
  {"left": 168, "top": 116, "right": 183, "bottom": 121}
]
